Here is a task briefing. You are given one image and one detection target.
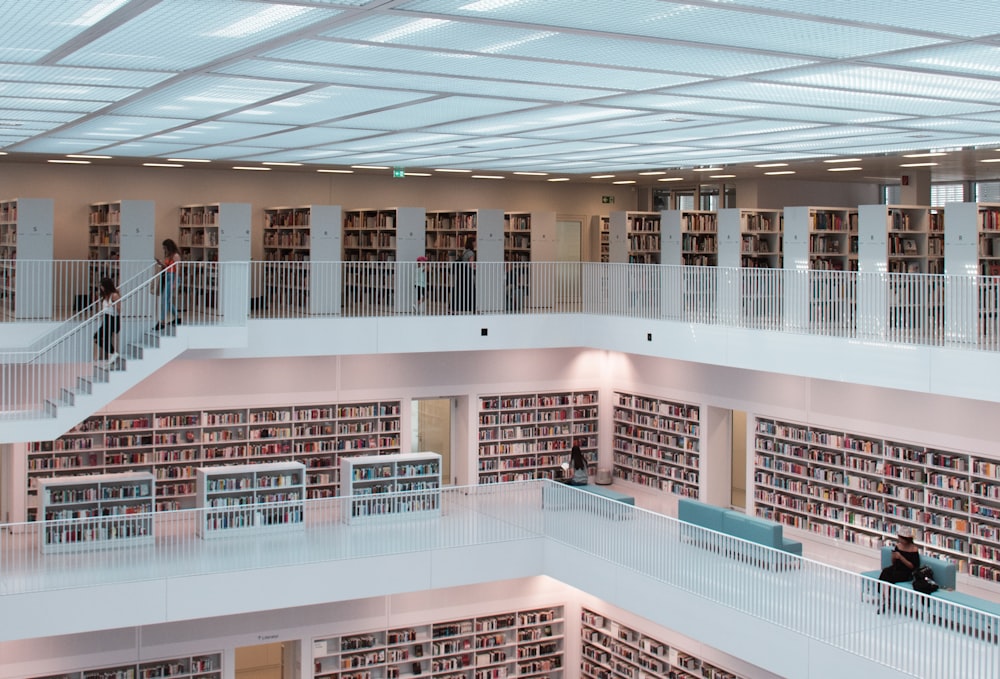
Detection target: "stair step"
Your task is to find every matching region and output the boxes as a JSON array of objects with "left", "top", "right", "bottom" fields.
[
  {"left": 92, "top": 364, "right": 110, "bottom": 383},
  {"left": 59, "top": 387, "right": 76, "bottom": 407},
  {"left": 43, "top": 399, "right": 58, "bottom": 417},
  {"left": 126, "top": 343, "right": 144, "bottom": 360},
  {"left": 77, "top": 376, "right": 93, "bottom": 394}
]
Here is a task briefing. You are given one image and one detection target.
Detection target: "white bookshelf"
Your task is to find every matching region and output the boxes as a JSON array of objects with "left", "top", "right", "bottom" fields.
[
  {"left": 22, "top": 401, "right": 401, "bottom": 521},
  {"left": 29, "top": 652, "right": 222, "bottom": 679},
  {"left": 88, "top": 200, "right": 155, "bottom": 304},
  {"left": 944, "top": 202, "right": 1000, "bottom": 344},
  {"left": 312, "top": 606, "right": 563, "bottom": 679},
  {"left": 195, "top": 461, "right": 306, "bottom": 538},
  {"left": 262, "top": 204, "right": 341, "bottom": 314},
  {"left": 608, "top": 211, "right": 661, "bottom": 264},
  {"left": 178, "top": 203, "right": 250, "bottom": 318},
  {"left": 858, "top": 204, "right": 944, "bottom": 337},
  {"left": 752, "top": 415, "right": 1000, "bottom": 582},
  {"left": 344, "top": 207, "right": 425, "bottom": 312},
  {"left": 611, "top": 391, "right": 701, "bottom": 498},
  {"left": 0, "top": 198, "right": 54, "bottom": 319},
  {"left": 39, "top": 471, "right": 155, "bottom": 554},
  {"left": 340, "top": 452, "right": 442, "bottom": 524},
  {"left": 477, "top": 391, "right": 599, "bottom": 485},
  {"left": 581, "top": 607, "right": 744, "bottom": 679}
]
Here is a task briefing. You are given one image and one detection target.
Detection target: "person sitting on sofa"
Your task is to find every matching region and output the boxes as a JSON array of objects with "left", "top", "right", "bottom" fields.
[
  {"left": 561, "top": 445, "right": 589, "bottom": 486},
  {"left": 877, "top": 527, "right": 920, "bottom": 613}
]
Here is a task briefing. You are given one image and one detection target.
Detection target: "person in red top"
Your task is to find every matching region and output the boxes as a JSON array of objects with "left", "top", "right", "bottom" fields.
[{"left": 154, "top": 238, "right": 181, "bottom": 331}]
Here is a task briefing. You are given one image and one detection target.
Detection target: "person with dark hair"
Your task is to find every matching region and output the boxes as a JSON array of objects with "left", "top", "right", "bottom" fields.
[
  {"left": 93, "top": 277, "right": 121, "bottom": 367},
  {"left": 452, "top": 236, "right": 476, "bottom": 313},
  {"left": 565, "top": 445, "right": 589, "bottom": 486},
  {"left": 154, "top": 238, "right": 181, "bottom": 331},
  {"left": 877, "top": 528, "right": 921, "bottom": 613}
]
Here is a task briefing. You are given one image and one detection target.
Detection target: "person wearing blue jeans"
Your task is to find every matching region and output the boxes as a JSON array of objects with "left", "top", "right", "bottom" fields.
[{"left": 154, "top": 238, "right": 181, "bottom": 331}]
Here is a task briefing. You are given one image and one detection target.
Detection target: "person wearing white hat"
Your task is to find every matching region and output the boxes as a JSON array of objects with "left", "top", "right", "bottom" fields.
[{"left": 877, "top": 527, "right": 921, "bottom": 613}]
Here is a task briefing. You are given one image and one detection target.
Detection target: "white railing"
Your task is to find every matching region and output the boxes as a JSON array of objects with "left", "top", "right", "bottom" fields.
[
  {"left": 0, "top": 480, "right": 996, "bottom": 677},
  {"left": 2, "top": 260, "right": 999, "bottom": 418},
  {"left": 0, "top": 262, "right": 247, "bottom": 418}
]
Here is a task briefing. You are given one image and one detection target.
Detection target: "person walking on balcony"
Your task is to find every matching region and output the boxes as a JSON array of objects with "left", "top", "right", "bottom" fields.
[
  {"left": 93, "top": 277, "right": 121, "bottom": 367},
  {"left": 452, "top": 236, "right": 476, "bottom": 313},
  {"left": 154, "top": 239, "right": 181, "bottom": 331}
]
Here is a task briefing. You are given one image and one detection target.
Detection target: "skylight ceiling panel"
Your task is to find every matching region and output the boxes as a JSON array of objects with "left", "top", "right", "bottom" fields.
[
  {"left": 597, "top": 93, "right": 911, "bottom": 125},
  {"left": 223, "top": 86, "right": 432, "bottom": 125},
  {"left": 0, "top": 65, "right": 172, "bottom": 89},
  {"left": 0, "top": 81, "right": 137, "bottom": 103},
  {"left": 162, "top": 144, "right": 289, "bottom": 160},
  {"left": 706, "top": 0, "right": 1000, "bottom": 37},
  {"left": 333, "top": 96, "right": 542, "bottom": 132},
  {"left": 402, "top": 136, "right": 558, "bottom": 154},
  {"left": 143, "top": 121, "right": 293, "bottom": 147},
  {"left": 323, "top": 15, "right": 813, "bottom": 76},
  {"left": 58, "top": 0, "right": 340, "bottom": 71},
  {"left": 869, "top": 44, "right": 1000, "bottom": 79},
  {"left": 758, "top": 65, "right": 1000, "bottom": 102},
  {"left": 396, "top": 0, "right": 939, "bottom": 58},
  {"left": 94, "top": 140, "right": 214, "bottom": 157},
  {"left": 768, "top": 132, "right": 977, "bottom": 153},
  {"left": 218, "top": 59, "right": 614, "bottom": 102},
  {"left": 0, "top": 109, "right": 80, "bottom": 125},
  {"left": 44, "top": 115, "right": 194, "bottom": 140},
  {"left": 264, "top": 40, "right": 699, "bottom": 90},
  {"left": 512, "top": 112, "right": 740, "bottom": 140},
  {"left": 0, "top": 0, "right": 117, "bottom": 63},
  {"left": 667, "top": 80, "right": 998, "bottom": 117},
  {"left": 114, "top": 75, "right": 307, "bottom": 119},
  {"left": 238, "top": 126, "right": 378, "bottom": 148},
  {"left": 424, "top": 104, "right": 649, "bottom": 136},
  {"left": 0, "top": 97, "right": 108, "bottom": 114},
  {"left": 11, "top": 137, "right": 116, "bottom": 154},
  {"left": 891, "top": 118, "right": 1000, "bottom": 135}
]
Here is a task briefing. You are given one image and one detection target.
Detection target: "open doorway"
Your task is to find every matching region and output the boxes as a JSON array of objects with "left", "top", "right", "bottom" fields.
[
  {"left": 731, "top": 410, "right": 747, "bottom": 510},
  {"left": 412, "top": 397, "right": 453, "bottom": 485},
  {"left": 235, "top": 640, "right": 299, "bottom": 679}
]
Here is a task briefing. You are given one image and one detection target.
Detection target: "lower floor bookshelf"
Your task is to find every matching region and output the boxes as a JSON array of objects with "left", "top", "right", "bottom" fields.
[
  {"left": 312, "top": 606, "right": 564, "bottom": 679},
  {"left": 581, "top": 608, "right": 745, "bottom": 679},
  {"left": 30, "top": 652, "right": 222, "bottom": 679}
]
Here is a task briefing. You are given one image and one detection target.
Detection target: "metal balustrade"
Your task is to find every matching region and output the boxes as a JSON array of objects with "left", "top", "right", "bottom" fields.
[
  {"left": 1, "top": 260, "right": 999, "bottom": 419},
  {"left": 0, "top": 480, "right": 996, "bottom": 677}
]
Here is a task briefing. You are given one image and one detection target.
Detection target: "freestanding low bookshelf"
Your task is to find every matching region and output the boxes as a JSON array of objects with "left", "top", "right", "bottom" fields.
[
  {"left": 39, "top": 471, "right": 155, "bottom": 554},
  {"left": 340, "top": 452, "right": 442, "bottom": 524},
  {"left": 196, "top": 461, "right": 306, "bottom": 538}
]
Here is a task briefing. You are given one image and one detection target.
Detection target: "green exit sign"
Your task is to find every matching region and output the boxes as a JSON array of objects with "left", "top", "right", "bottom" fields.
[
  {"left": 602, "top": 195, "right": 615, "bottom": 204},
  {"left": 393, "top": 167, "right": 405, "bottom": 178}
]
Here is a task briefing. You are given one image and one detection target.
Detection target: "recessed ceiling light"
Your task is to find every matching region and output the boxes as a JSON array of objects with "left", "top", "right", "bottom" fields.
[
  {"left": 548, "top": 178, "right": 570, "bottom": 182},
  {"left": 764, "top": 170, "right": 796, "bottom": 175},
  {"left": 435, "top": 168, "right": 472, "bottom": 173},
  {"left": 143, "top": 163, "right": 183, "bottom": 168},
  {"left": 980, "top": 158, "right": 1000, "bottom": 163},
  {"left": 352, "top": 165, "right": 390, "bottom": 170},
  {"left": 512, "top": 171, "right": 548, "bottom": 176},
  {"left": 167, "top": 158, "right": 211, "bottom": 163},
  {"left": 318, "top": 169, "right": 353, "bottom": 173},
  {"left": 755, "top": 163, "right": 788, "bottom": 168},
  {"left": 262, "top": 162, "right": 302, "bottom": 166},
  {"left": 657, "top": 177, "right": 684, "bottom": 182},
  {"left": 709, "top": 174, "right": 735, "bottom": 179},
  {"left": 48, "top": 159, "right": 90, "bottom": 164},
  {"left": 828, "top": 166, "right": 862, "bottom": 172},
  {"left": 900, "top": 162, "right": 938, "bottom": 167},
  {"left": 404, "top": 172, "right": 431, "bottom": 177},
  {"left": 823, "top": 158, "right": 862, "bottom": 164},
  {"left": 638, "top": 171, "right": 666, "bottom": 176},
  {"left": 0, "top": 151, "right": 7, "bottom": 156},
  {"left": 471, "top": 175, "right": 504, "bottom": 179},
  {"left": 613, "top": 180, "right": 636, "bottom": 185},
  {"left": 903, "top": 152, "right": 947, "bottom": 158},
  {"left": 67, "top": 154, "right": 110, "bottom": 159},
  {"left": 233, "top": 166, "right": 270, "bottom": 171},
  {"left": 590, "top": 174, "right": 615, "bottom": 179},
  {"left": 665, "top": 117, "right": 693, "bottom": 123},
  {"left": 692, "top": 167, "right": 723, "bottom": 172}
]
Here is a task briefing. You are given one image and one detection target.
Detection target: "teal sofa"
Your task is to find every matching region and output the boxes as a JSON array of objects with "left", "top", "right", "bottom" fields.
[
  {"left": 677, "top": 498, "right": 803, "bottom": 560},
  {"left": 861, "top": 546, "right": 1000, "bottom": 638}
]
